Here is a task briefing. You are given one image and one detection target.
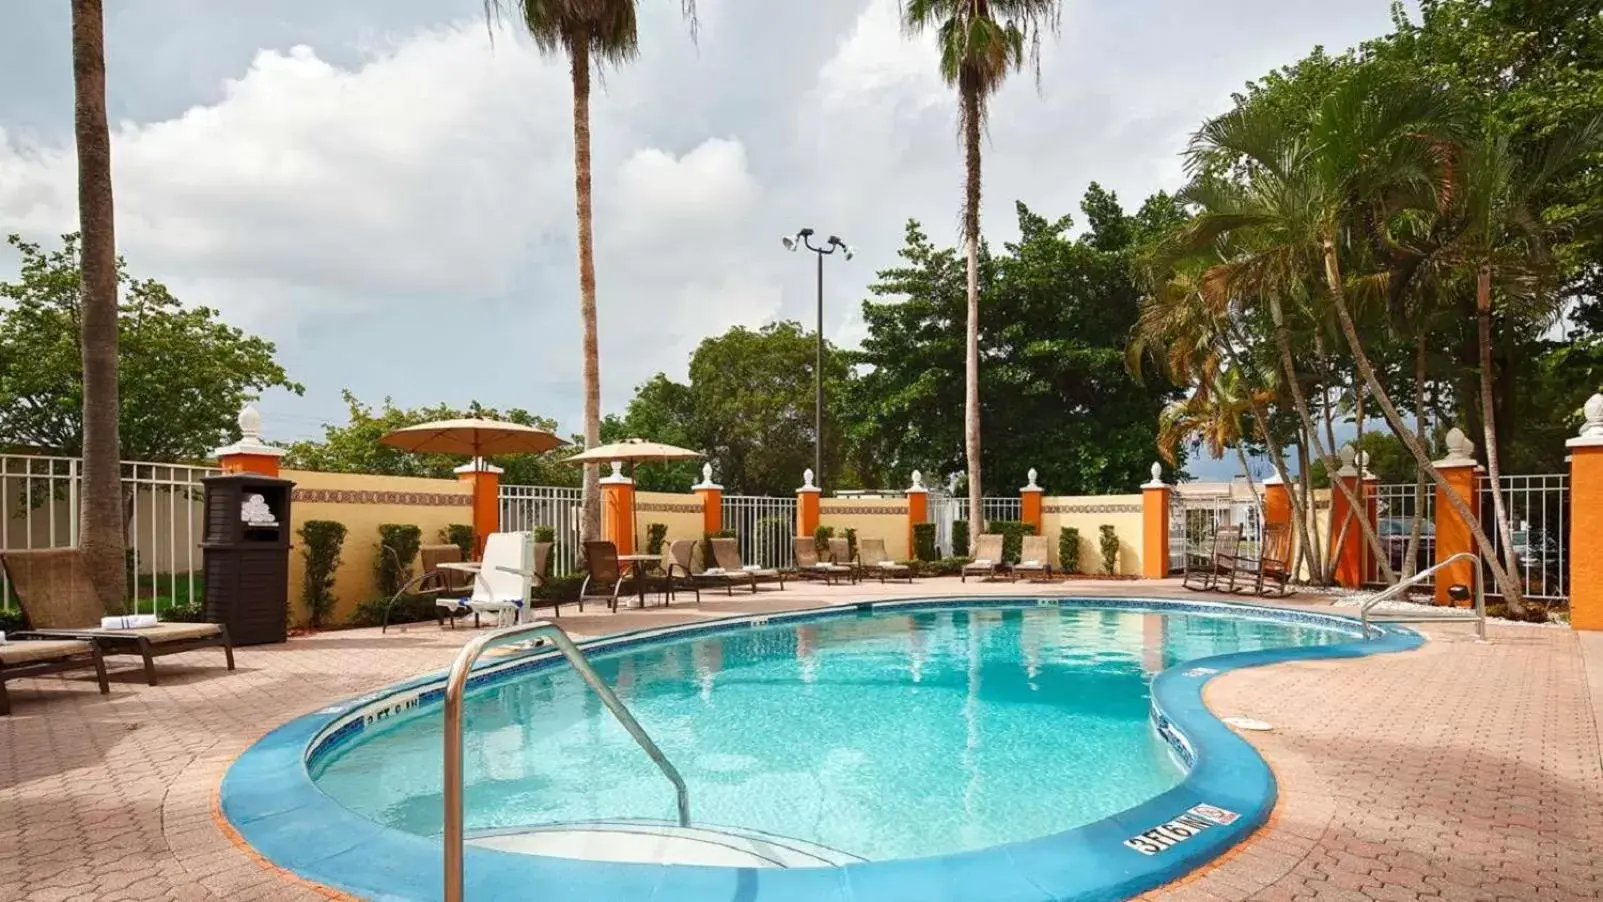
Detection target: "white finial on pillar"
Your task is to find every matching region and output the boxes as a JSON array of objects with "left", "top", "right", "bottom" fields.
[
  {"left": 798, "top": 468, "right": 821, "bottom": 493},
  {"left": 1143, "top": 462, "right": 1167, "bottom": 488},
  {"left": 1356, "top": 449, "right": 1375, "bottom": 479},
  {"left": 599, "top": 460, "right": 631, "bottom": 484},
  {"left": 214, "top": 402, "right": 286, "bottom": 461},
  {"left": 692, "top": 462, "right": 721, "bottom": 490},
  {"left": 238, "top": 404, "right": 262, "bottom": 441},
  {"left": 1437, "top": 428, "right": 1477, "bottom": 466},
  {"left": 1337, "top": 444, "right": 1359, "bottom": 477},
  {"left": 1568, "top": 395, "right": 1603, "bottom": 448},
  {"left": 1024, "top": 467, "right": 1039, "bottom": 490},
  {"left": 909, "top": 470, "right": 926, "bottom": 491}
]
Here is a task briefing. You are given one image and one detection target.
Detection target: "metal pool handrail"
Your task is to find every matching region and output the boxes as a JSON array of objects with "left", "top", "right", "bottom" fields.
[
  {"left": 1359, "top": 551, "right": 1485, "bottom": 641},
  {"left": 442, "top": 620, "right": 691, "bottom": 902}
]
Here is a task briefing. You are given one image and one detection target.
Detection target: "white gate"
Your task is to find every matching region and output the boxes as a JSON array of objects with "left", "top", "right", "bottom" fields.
[
  {"left": 721, "top": 495, "right": 797, "bottom": 569},
  {"left": 1168, "top": 491, "right": 1261, "bottom": 574},
  {"left": 498, "top": 485, "right": 584, "bottom": 575}
]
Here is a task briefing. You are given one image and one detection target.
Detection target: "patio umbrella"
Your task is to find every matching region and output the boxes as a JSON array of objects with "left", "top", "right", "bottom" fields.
[
  {"left": 565, "top": 438, "right": 704, "bottom": 546},
  {"left": 379, "top": 419, "right": 568, "bottom": 553}
]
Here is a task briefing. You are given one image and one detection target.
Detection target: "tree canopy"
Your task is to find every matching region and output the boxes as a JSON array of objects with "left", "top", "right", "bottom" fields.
[{"left": 0, "top": 233, "right": 301, "bottom": 462}]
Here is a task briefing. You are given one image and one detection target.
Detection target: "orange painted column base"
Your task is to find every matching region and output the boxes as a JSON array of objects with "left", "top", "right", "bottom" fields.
[
  {"left": 1433, "top": 458, "right": 1481, "bottom": 605},
  {"left": 219, "top": 452, "right": 282, "bottom": 477},
  {"left": 906, "top": 481, "right": 928, "bottom": 561},
  {"left": 454, "top": 461, "right": 503, "bottom": 559},
  {"left": 1330, "top": 474, "right": 1366, "bottom": 589},
  {"left": 1567, "top": 422, "right": 1603, "bottom": 630},
  {"left": 600, "top": 465, "right": 636, "bottom": 555},
  {"left": 797, "top": 481, "right": 821, "bottom": 543},
  {"left": 694, "top": 483, "right": 723, "bottom": 536},
  {"left": 1141, "top": 468, "right": 1170, "bottom": 579},
  {"left": 1020, "top": 487, "right": 1044, "bottom": 536}
]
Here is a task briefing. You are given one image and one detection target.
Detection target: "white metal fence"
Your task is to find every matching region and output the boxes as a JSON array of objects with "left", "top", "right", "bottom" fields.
[
  {"left": 1480, "top": 473, "right": 1568, "bottom": 603},
  {"left": 721, "top": 495, "right": 797, "bottom": 569},
  {"left": 2, "top": 453, "right": 219, "bottom": 615},
  {"left": 498, "top": 484, "right": 584, "bottom": 575},
  {"left": 1365, "top": 480, "right": 1436, "bottom": 589},
  {"left": 1168, "top": 492, "right": 1262, "bottom": 573}
]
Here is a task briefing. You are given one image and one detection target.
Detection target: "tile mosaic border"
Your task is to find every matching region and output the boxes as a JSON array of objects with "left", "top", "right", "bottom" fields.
[{"left": 293, "top": 488, "right": 472, "bottom": 506}]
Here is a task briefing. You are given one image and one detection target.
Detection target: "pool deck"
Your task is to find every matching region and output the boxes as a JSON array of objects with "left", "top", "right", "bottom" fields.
[{"left": 2, "top": 578, "right": 1600, "bottom": 901}]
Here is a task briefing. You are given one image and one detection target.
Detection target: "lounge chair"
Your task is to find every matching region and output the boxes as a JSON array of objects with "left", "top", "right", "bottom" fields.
[
  {"left": 711, "top": 538, "right": 786, "bottom": 593},
  {"left": 826, "top": 537, "right": 864, "bottom": 583},
  {"left": 1182, "top": 526, "right": 1242, "bottom": 592},
  {"left": 858, "top": 537, "right": 912, "bottom": 583},
  {"left": 792, "top": 538, "right": 854, "bottom": 584},
  {"left": 1, "top": 637, "right": 110, "bottom": 716},
  {"left": 961, "top": 534, "right": 1012, "bottom": 582},
  {"left": 1013, "top": 535, "right": 1055, "bottom": 581},
  {"left": 579, "top": 541, "right": 645, "bottom": 612},
  {"left": 1237, "top": 524, "right": 1294, "bottom": 597},
  {"left": 662, "top": 539, "right": 705, "bottom": 602},
  {"left": 2, "top": 548, "right": 234, "bottom": 686}
]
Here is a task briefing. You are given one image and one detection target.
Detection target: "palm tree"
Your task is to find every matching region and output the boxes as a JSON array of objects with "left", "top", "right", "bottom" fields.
[
  {"left": 901, "top": 0, "right": 1060, "bottom": 548},
  {"left": 72, "top": 0, "right": 126, "bottom": 612},
  {"left": 483, "top": 0, "right": 696, "bottom": 542}
]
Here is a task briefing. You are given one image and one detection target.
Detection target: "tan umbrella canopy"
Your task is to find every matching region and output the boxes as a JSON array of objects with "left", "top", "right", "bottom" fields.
[
  {"left": 379, "top": 418, "right": 567, "bottom": 458},
  {"left": 567, "top": 439, "right": 705, "bottom": 547}
]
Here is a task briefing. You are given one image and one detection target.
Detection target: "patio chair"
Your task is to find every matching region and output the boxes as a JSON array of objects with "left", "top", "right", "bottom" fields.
[
  {"left": 434, "top": 532, "right": 544, "bottom": 626},
  {"left": 1238, "top": 524, "right": 1294, "bottom": 597},
  {"left": 1013, "top": 535, "right": 1055, "bottom": 581},
  {"left": 711, "top": 538, "right": 786, "bottom": 593},
  {"left": 579, "top": 541, "right": 642, "bottom": 612},
  {"left": 857, "top": 537, "right": 912, "bottom": 583},
  {"left": 961, "top": 534, "right": 1012, "bottom": 582},
  {"left": 1, "top": 548, "right": 234, "bottom": 687},
  {"left": 792, "top": 538, "right": 854, "bottom": 584},
  {"left": 827, "top": 537, "right": 865, "bottom": 583},
  {"left": 662, "top": 539, "right": 705, "bottom": 602},
  {"left": 1, "top": 637, "right": 110, "bottom": 716},
  {"left": 380, "top": 543, "right": 477, "bottom": 633},
  {"left": 1182, "top": 526, "right": 1242, "bottom": 592}
]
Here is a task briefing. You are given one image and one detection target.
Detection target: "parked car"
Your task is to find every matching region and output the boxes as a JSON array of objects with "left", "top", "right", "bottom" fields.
[{"left": 1376, "top": 516, "right": 1433, "bottom": 576}]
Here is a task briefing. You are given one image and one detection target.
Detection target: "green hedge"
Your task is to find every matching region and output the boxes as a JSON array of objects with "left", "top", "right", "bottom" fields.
[
  {"left": 951, "top": 520, "right": 970, "bottom": 557},
  {"left": 988, "top": 520, "right": 1036, "bottom": 564},
  {"left": 645, "top": 523, "right": 668, "bottom": 556},
  {"left": 1059, "top": 526, "right": 1081, "bottom": 574},
  {"left": 442, "top": 523, "right": 473, "bottom": 558},
  {"left": 912, "top": 523, "right": 939, "bottom": 561},
  {"left": 298, "top": 520, "right": 348, "bottom": 629},
  {"left": 1099, "top": 524, "right": 1120, "bottom": 574},
  {"left": 376, "top": 524, "right": 422, "bottom": 598}
]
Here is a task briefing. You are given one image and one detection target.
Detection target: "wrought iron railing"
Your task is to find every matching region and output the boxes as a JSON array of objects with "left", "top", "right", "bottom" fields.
[
  {"left": 721, "top": 495, "right": 797, "bottom": 569},
  {"left": 497, "top": 484, "right": 583, "bottom": 575}
]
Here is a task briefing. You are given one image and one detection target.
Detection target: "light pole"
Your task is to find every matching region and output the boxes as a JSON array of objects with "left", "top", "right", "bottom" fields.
[{"left": 782, "top": 228, "right": 853, "bottom": 488}]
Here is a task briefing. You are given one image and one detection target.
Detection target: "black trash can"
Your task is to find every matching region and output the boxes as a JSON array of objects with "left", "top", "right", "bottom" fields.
[{"left": 201, "top": 474, "right": 295, "bottom": 645}]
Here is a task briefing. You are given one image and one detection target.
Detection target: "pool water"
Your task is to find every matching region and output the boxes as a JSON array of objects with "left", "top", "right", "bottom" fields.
[{"left": 311, "top": 606, "right": 1345, "bottom": 862}]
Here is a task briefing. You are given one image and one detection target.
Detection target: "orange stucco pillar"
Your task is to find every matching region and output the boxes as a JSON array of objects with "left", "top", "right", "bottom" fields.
[
  {"left": 692, "top": 466, "right": 723, "bottom": 535},
  {"left": 797, "top": 469, "right": 821, "bottom": 542},
  {"left": 1568, "top": 401, "right": 1603, "bottom": 630},
  {"left": 1263, "top": 473, "right": 1291, "bottom": 531},
  {"left": 1361, "top": 472, "right": 1380, "bottom": 583},
  {"left": 1020, "top": 468, "right": 1044, "bottom": 535},
  {"left": 1141, "top": 463, "right": 1170, "bottom": 579},
  {"left": 599, "top": 462, "right": 636, "bottom": 555},
  {"left": 1432, "top": 431, "right": 1481, "bottom": 605},
  {"left": 454, "top": 460, "right": 503, "bottom": 559},
  {"left": 906, "top": 473, "right": 928, "bottom": 559},
  {"left": 214, "top": 404, "right": 285, "bottom": 477},
  {"left": 1328, "top": 446, "right": 1365, "bottom": 588}
]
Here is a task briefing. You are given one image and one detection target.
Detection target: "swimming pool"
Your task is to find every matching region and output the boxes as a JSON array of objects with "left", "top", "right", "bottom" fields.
[{"left": 223, "top": 597, "right": 1421, "bottom": 901}]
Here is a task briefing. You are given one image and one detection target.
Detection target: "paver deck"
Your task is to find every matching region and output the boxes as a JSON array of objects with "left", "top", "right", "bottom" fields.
[{"left": 2, "top": 579, "right": 1599, "bottom": 901}]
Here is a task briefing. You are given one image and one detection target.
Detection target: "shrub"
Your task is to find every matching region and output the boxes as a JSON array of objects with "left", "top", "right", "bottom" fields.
[
  {"left": 1059, "top": 526, "right": 1081, "bottom": 574},
  {"left": 1099, "top": 524, "right": 1120, "bottom": 575},
  {"left": 702, "top": 528, "right": 736, "bottom": 571},
  {"left": 645, "top": 523, "right": 668, "bottom": 556},
  {"left": 843, "top": 527, "right": 858, "bottom": 560},
  {"left": 905, "top": 556, "right": 971, "bottom": 578},
  {"left": 535, "top": 573, "right": 586, "bottom": 602},
  {"left": 813, "top": 524, "right": 835, "bottom": 553},
  {"left": 160, "top": 599, "right": 209, "bottom": 623},
  {"left": 349, "top": 595, "right": 434, "bottom": 628},
  {"left": 989, "top": 520, "right": 1036, "bottom": 564},
  {"left": 533, "top": 525, "right": 556, "bottom": 544},
  {"left": 298, "top": 520, "right": 348, "bottom": 629},
  {"left": 442, "top": 523, "right": 473, "bottom": 558},
  {"left": 912, "top": 523, "right": 939, "bottom": 562},
  {"left": 376, "top": 524, "right": 422, "bottom": 599},
  {"left": 0, "top": 608, "right": 25, "bottom": 635},
  {"left": 951, "top": 520, "right": 971, "bottom": 557}
]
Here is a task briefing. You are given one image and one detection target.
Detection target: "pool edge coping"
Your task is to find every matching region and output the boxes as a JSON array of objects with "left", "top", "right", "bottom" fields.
[{"left": 219, "top": 595, "right": 1423, "bottom": 902}]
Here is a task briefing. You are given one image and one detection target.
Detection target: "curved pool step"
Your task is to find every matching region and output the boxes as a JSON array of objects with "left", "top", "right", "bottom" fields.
[{"left": 466, "top": 819, "right": 865, "bottom": 869}]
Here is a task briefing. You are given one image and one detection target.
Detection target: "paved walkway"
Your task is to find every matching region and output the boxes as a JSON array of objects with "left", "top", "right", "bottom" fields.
[{"left": 1, "top": 580, "right": 1599, "bottom": 901}]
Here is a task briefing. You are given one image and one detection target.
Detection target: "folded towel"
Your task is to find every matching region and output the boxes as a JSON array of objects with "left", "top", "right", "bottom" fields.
[
  {"left": 0, "top": 631, "right": 7, "bottom": 644},
  {"left": 878, "top": 561, "right": 902, "bottom": 569},
  {"left": 101, "top": 614, "right": 159, "bottom": 630},
  {"left": 742, "top": 564, "right": 763, "bottom": 571},
  {"left": 971, "top": 559, "right": 994, "bottom": 567},
  {"left": 1021, "top": 560, "right": 1043, "bottom": 567},
  {"left": 705, "top": 567, "right": 726, "bottom": 575}
]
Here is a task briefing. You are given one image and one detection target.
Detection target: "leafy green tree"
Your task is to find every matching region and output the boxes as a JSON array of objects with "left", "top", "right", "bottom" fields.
[
  {"left": 600, "top": 374, "right": 699, "bottom": 492},
  {"left": 0, "top": 234, "right": 302, "bottom": 461},
  {"left": 282, "top": 392, "right": 577, "bottom": 487},
  {"left": 481, "top": 0, "right": 698, "bottom": 544},
  {"left": 901, "top": 0, "right": 1062, "bottom": 551},
  {"left": 851, "top": 189, "right": 1183, "bottom": 495}
]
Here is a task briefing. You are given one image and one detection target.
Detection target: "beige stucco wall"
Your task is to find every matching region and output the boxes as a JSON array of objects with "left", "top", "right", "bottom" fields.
[
  {"left": 1040, "top": 494, "right": 1145, "bottom": 575},
  {"left": 282, "top": 469, "right": 473, "bottom": 625},
  {"left": 635, "top": 492, "right": 707, "bottom": 552},
  {"left": 820, "top": 498, "right": 911, "bottom": 560}
]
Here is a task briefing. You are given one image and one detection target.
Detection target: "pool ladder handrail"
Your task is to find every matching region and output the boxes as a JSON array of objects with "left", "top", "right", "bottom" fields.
[
  {"left": 1358, "top": 551, "right": 1485, "bottom": 642},
  {"left": 442, "top": 620, "right": 690, "bottom": 902}
]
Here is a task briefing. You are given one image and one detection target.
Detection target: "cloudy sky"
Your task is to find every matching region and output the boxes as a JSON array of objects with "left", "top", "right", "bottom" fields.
[{"left": 0, "top": 0, "right": 1408, "bottom": 473}]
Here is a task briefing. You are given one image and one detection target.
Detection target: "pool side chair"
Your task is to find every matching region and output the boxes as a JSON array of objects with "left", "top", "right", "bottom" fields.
[
  {"left": 792, "top": 538, "right": 854, "bottom": 585},
  {"left": 1013, "top": 535, "right": 1055, "bottom": 581},
  {"left": 1182, "top": 526, "right": 1242, "bottom": 592},
  {"left": 711, "top": 538, "right": 786, "bottom": 593},
  {"left": 1, "top": 636, "right": 111, "bottom": 716},
  {"left": 1238, "top": 524, "right": 1294, "bottom": 597},
  {"left": 662, "top": 540, "right": 705, "bottom": 602},
  {"left": 580, "top": 541, "right": 640, "bottom": 612},
  {"left": 827, "top": 538, "right": 866, "bottom": 584},
  {"left": 382, "top": 543, "right": 473, "bottom": 632},
  {"left": 442, "top": 532, "right": 536, "bottom": 626},
  {"left": 2, "top": 548, "right": 234, "bottom": 686},
  {"left": 961, "top": 535, "right": 1011, "bottom": 582},
  {"left": 858, "top": 538, "right": 912, "bottom": 583}
]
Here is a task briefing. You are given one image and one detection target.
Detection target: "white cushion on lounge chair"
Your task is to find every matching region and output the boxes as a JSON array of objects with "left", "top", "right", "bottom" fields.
[
  {"left": 878, "top": 561, "right": 902, "bottom": 569},
  {"left": 742, "top": 564, "right": 763, "bottom": 572},
  {"left": 704, "top": 567, "right": 727, "bottom": 575},
  {"left": 1020, "top": 560, "right": 1043, "bottom": 568},
  {"left": 971, "top": 559, "right": 994, "bottom": 567}
]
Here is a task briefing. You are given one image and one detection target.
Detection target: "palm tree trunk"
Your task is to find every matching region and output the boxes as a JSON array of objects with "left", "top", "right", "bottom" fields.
[
  {"left": 1266, "top": 294, "right": 1395, "bottom": 583},
  {"left": 961, "top": 80, "right": 982, "bottom": 549},
  {"left": 72, "top": 0, "right": 125, "bottom": 614},
  {"left": 1477, "top": 267, "right": 1524, "bottom": 613},
  {"left": 571, "top": 37, "right": 602, "bottom": 543},
  {"left": 1319, "top": 239, "right": 1520, "bottom": 602},
  {"left": 1403, "top": 332, "right": 1427, "bottom": 578}
]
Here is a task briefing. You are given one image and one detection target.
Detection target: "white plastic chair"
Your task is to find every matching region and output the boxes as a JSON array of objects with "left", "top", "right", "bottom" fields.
[{"left": 436, "top": 532, "right": 534, "bottom": 627}]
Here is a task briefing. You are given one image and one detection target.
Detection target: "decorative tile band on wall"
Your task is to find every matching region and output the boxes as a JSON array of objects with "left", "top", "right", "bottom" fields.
[
  {"left": 637, "top": 502, "right": 703, "bottom": 514},
  {"left": 1044, "top": 503, "right": 1143, "bottom": 514},
  {"left": 292, "top": 488, "right": 472, "bottom": 506},
  {"left": 823, "top": 505, "right": 909, "bottom": 515}
]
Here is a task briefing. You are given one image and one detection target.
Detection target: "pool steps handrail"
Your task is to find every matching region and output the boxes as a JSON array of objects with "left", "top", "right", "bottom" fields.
[
  {"left": 442, "top": 620, "right": 691, "bottom": 902},
  {"left": 1358, "top": 551, "right": 1485, "bottom": 641}
]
